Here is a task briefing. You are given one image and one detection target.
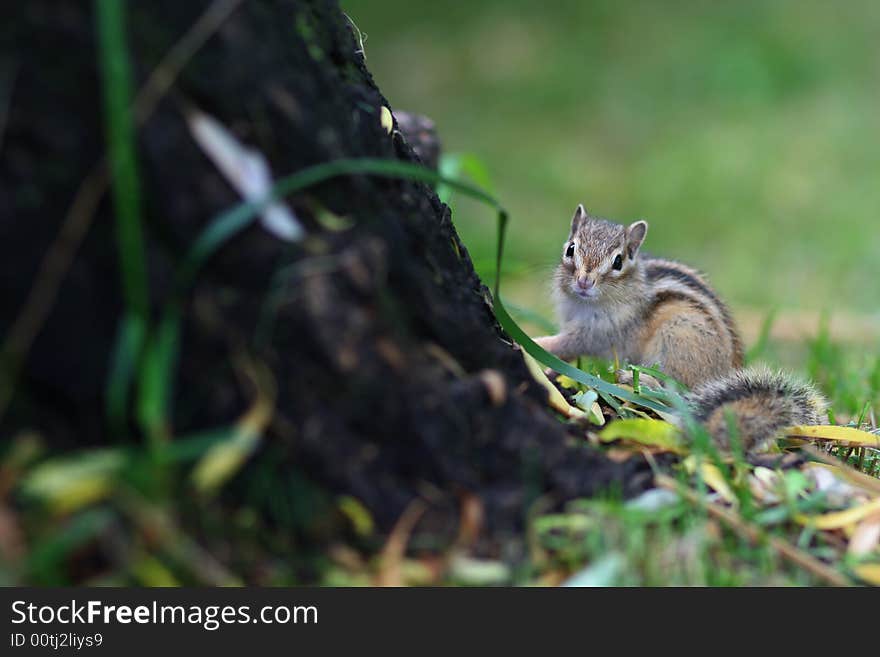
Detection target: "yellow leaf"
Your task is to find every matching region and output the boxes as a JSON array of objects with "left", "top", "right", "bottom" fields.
[
  {"left": 796, "top": 497, "right": 880, "bottom": 530},
  {"left": 21, "top": 449, "right": 126, "bottom": 515},
  {"left": 191, "top": 423, "right": 263, "bottom": 495},
  {"left": 54, "top": 479, "right": 114, "bottom": 515},
  {"left": 600, "top": 418, "right": 685, "bottom": 453},
  {"left": 683, "top": 457, "right": 738, "bottom": 504},
  {"left": 853, "top": 563, "right": 880, "bottom": 586},
  {"left": 192, "top": 362, "right": 275, "bottom": 494},
  {"left": 338, "top": 495, "right": 374, "bottom": 537},
  {"left": 555, "top": 375, "right": 579, "bottom": 390},
  {"left": 787, "top": 425, "right": 880, "bottom": 446},
  {"left": 701, "top": 463, "right": 737, "bottom": 505}
]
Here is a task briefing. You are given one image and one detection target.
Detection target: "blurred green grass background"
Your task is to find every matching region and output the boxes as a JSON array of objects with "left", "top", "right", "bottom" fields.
[{"left": 344, "top": 0, "right": 880, "bottom": 324}]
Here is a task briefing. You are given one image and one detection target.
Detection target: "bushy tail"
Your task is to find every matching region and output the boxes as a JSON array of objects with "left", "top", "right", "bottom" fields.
[{"left": 686, "top": 366, "right": 828, "bottom": 453}]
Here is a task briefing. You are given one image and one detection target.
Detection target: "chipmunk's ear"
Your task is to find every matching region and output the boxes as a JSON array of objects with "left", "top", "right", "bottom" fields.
[
  {"left": 626, "top": 220, "right": 648, "bottom": 258},
  {"left": 570, "top": 204, "right": 588, "bottom": 233}
]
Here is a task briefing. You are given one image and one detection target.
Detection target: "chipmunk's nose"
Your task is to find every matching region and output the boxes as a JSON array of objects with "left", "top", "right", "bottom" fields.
[{"left": 576, "top": 275, "right": 595, "bottom": 292}]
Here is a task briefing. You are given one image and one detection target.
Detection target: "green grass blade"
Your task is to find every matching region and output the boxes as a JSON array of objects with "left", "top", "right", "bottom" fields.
[
  {"left": 136, "top": 311, "right": 180, "bottom": 450},
  {"left": 95, "top": 0, "right": 149, "bottom": 320},
  {"left": 105, "top": 313, "right": 146, "bottom": 436},
  {"left": 437, "top": 152, "right": 494, "bottom": 205}
]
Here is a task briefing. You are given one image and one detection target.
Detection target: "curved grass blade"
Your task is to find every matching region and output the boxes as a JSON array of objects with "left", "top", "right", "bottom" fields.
[
  {"left": 137, "top": 157, "right": 671, "bottom": 443},
  {"left": 105, "top": 312, "right": 146, "bottom": 436},
  {"left": 437, "top": 152, "right": 493, "bottom": 205},
  {"left": 136, "top": 311, "right": 180, "bottom": 449}
]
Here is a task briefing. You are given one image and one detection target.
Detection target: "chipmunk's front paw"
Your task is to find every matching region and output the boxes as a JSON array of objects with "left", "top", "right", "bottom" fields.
[
  {"left": 615, "top": 368, "right": 663, "bottom": 390},
  {"left": 533, "top": 335, "right": 555, "bottom": 353},
  {"left": 615, "top": 369, "right": 633, "bottom": 386}
]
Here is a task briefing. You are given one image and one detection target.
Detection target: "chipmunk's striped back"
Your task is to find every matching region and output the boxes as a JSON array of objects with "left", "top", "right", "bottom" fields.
[{"left": 643, "top": 257, "right": 744, "bottom": 369}]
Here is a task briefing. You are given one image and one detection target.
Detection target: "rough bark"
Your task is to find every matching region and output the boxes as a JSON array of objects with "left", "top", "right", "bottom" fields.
[{"left": 0, "top": 0, "right": 650, "bottom": 572}]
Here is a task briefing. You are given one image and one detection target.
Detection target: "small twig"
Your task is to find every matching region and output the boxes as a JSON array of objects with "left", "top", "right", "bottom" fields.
[
  {"left": 132, "top": 0, "right": 244, "bottom": 123},
  {"left": 655, "top": 473, "right": 852, "bottom": 586},
  {"left": 453, "top": 492, "right": 485, "bottom": 550},
  {"left": 375, "top": 498, "right": 427, "bottom": 587}
]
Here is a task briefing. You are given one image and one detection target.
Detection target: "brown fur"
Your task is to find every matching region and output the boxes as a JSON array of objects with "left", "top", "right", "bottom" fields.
[
  {"left": 689, "top": 367, "right": 828, "bottom": 453},
  {"left": 638, "top": 296, "right": 733, "bottom": 387},
  {"left": 645, "top": 260, "right": 744, "bottom": 368}
]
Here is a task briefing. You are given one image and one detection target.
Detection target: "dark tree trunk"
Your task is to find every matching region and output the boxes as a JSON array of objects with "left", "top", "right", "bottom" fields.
[{"left": 1, "top": 0, "right": 649, "bottom": 578}]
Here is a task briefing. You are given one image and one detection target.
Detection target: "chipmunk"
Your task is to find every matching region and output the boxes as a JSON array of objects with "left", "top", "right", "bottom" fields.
[{"left": 534, "top": 204, "right": 827, "bottom": 453}]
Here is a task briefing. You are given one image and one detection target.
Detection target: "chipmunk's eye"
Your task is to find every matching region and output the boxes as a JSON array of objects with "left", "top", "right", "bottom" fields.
[
  {"left": 565, "top": 243, "right": 575, "bottom": 259},
  {"left": 612, "top": 254, "right": 623, "bottom": 270}
]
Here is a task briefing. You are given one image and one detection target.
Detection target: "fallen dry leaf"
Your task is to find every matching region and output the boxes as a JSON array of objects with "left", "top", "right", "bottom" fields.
[
  {"left": 700, "top": 463, "right": 738, "bottom": 505},
  {"left": 787, "top": 425, "right": 880, "bottom": 447},
  {"left": 187, "top": 108, "right": 304, "bottom": 242},
  {"left": 600, "top": 418, "right": 684, "bottom": 453},
  {"left": 847, "top": 512, "right": 880, "bottom": 557},
  {"left": 796, "top": 497, "right": 880, "bottom": 530}
]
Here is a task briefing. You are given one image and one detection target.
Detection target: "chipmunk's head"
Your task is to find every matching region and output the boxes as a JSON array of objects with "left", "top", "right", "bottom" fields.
[{"left": 557, "top": 204, "right": 648, "bottom": 302}]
